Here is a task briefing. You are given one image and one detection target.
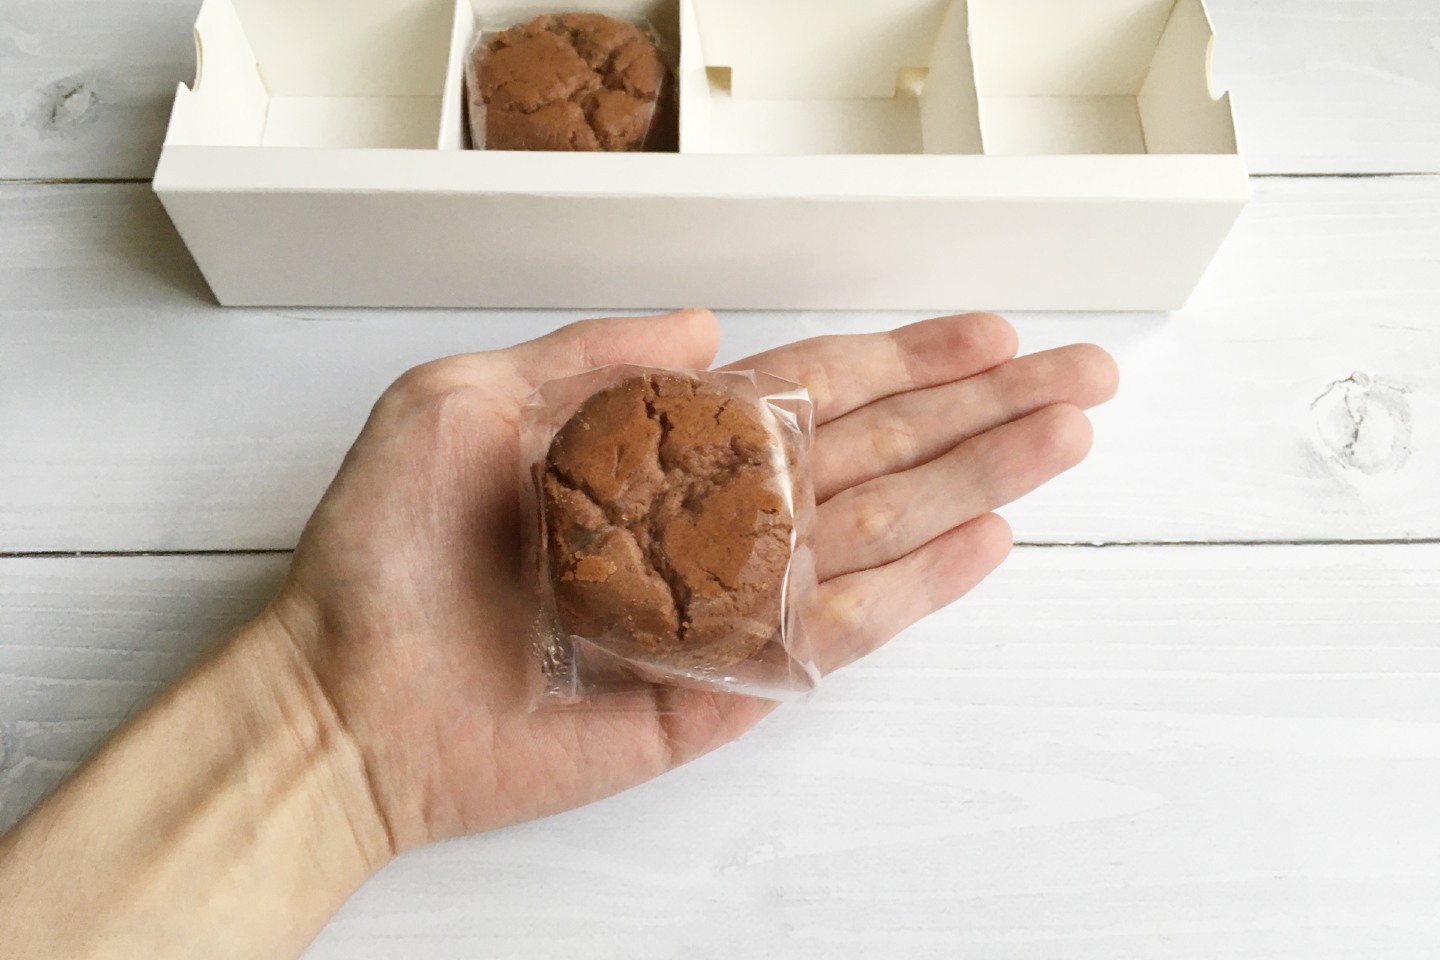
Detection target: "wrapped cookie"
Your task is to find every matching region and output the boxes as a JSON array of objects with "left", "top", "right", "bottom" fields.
[
  {"left": 520, "top": 366, "right": 820, "bottom": 702},
  {"left": 465, "top": 13, "right": 676, "bottom": 151}
]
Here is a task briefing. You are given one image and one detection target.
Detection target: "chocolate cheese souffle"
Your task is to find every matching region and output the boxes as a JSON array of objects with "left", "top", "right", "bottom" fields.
[
  {"left": 540, "top": 374, "right": 795, "bottom": 669},
  {"left": 470, "top": 13, "right": 674, "bottom": 151}
]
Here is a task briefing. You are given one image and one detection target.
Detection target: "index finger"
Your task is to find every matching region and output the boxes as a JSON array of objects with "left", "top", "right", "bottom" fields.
[{"left": 722, "top": 313, "right": 1018, "bottom": 424}]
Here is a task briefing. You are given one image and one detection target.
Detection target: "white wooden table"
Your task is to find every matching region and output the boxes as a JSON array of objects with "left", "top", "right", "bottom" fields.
[{"left": 3, "top": 2, "right": 1440, "bottom": 956}]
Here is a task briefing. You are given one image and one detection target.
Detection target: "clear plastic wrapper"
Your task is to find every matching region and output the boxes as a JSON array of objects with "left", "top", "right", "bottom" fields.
[
  {"left": 465, "top": 12, "right": 677, "bottom": 151},
  {"left": 521, "top": 365, "right": 820, "bottom": 703}
]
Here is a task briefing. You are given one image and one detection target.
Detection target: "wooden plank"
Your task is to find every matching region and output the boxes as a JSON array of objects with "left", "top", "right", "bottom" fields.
[
  {"left": 2, "top": 544, "right": 1438, "bottom": 958},
  {"left": 1208, "top": 0, "right": 1440, "bottom": 175},
  {"left": 0, "top": 0, "right": 1437, "bottom": 179},
  {"left": 2, "top": 177, "right": 1438, "bottom": 550},
  {"left": 0, "top": 554, "right": 286, "bottom": 825},
  {"left": 0, "top": 0, "right": 197, "bottom": 181}
]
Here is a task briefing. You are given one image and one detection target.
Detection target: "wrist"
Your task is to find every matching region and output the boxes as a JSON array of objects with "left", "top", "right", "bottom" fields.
[
  {"left": 234, "top": 607, "right": 398, "bottom": 874},
  {"left": 0, "top": 608, "right": 395, "bottom": 959},
  {"left": 264, "top": 582, "right": 439, "bottom": 854}
]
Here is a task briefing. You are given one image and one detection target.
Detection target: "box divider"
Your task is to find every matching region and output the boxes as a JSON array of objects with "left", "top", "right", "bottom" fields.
[{"left": 436, "top": 0, "right": 477, "bottom": 150}]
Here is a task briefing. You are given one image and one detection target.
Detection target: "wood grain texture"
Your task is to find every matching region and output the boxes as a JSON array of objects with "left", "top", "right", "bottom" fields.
[
  {"left": 0, "top": 0, "right": 197, "bottom": 181},
  {"left": 0, "top": 554, "right": 286, "bottom": 829},
  {"left": 2, "top": 176, "right": 1438, "bottom": 550},
  {"left": 1, "top": 3, "right": 1436, "bottom": 956},
  {"left": 1, "top": 0, "right": 1437, "bottom": 179},
  {"left": 1208, "top": 0, "right": 1440, "bottom": 175},
  {"left": 2, "top": 545, "right": 1438, "bottom": 957}
]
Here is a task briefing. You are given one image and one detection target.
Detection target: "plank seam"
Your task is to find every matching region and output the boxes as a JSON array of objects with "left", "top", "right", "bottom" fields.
[
  {"left": 0, "top": 177, "right": 153, "bottom": 185},
  {"left": 1252, "top": 172, "right": 1439, "bottom": 180},
  {"left": 2, "top": 539, "right": 1438, "bottom": 560}
]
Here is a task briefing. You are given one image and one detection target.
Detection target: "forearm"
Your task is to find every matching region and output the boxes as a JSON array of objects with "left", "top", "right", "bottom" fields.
[{"left": 0, "top": 613, "right": 393, "bottom": 959}]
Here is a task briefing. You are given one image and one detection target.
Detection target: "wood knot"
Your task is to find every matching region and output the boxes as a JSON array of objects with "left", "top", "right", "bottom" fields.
[
  {"left": 1309, "top": 372, "right": 1412, "bottom": 476},
  {"left": 29, "top": 74, "right": 100, "bottom": 136}
]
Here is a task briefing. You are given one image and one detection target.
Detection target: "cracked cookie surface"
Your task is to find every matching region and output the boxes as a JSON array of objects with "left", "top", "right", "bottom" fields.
[
  {"left": 542, "top": 374, "right": 794, "bottom": 668},
  {"left": 473, "top": 13, "right": 671, "bottom": 151}
]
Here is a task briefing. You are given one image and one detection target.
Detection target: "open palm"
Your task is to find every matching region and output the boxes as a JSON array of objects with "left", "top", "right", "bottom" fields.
[{"left": 270, "top": 310, "right": 1117, "bottom": 854}]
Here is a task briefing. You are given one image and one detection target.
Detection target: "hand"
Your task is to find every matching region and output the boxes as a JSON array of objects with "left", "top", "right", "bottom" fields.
[{"left": 268, "top": 309, "right": 1118, "bottom": 856}]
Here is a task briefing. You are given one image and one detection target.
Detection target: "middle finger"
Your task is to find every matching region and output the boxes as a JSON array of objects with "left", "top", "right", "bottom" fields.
[
  {"left": 812, "top": 404, "right": 1093, "bottom": 582},
  {"left": 723, "top": 313, "right": 1019, "bottom": 424},
  {"left": 811, "top": 343, "right": 1117, "bottom": 503}
]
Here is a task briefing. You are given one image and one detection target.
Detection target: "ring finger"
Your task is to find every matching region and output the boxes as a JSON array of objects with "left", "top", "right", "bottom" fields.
[{"left": 812, "top": 403, "right": 1092, "bottom": 582}]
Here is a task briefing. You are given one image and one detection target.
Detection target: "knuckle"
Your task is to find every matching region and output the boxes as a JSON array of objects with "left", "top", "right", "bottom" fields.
[
  {"left": 824, "top": 584, "right": 872, "bottom": 642},
  {"left": 819, "top": 581, "right": 894, "bottom": 672},
  {"left": 554, "top": 319, "right": 606, "bottom": 368},
  {"left": 792, "top": 356, "right": 835, "bottom": 411},
  {"left": 851, "top": 494, "right": 900, "bottom": 549},
  {"left": 889, "top": 330, "right": 922, "bottom": 389},
  {"left": 386, "top": 359, "right": 473, "bottom": 410},
  {"left": 868, "top": 414, "right": 919, "bottom": 467},
  {"left": 374, "top": 360, "right": 504, "bottom": 445}
]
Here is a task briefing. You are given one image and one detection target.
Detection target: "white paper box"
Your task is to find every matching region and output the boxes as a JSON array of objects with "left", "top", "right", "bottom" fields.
[{"left": 154, "top": 0, "right": 1250, "bottom": 310}]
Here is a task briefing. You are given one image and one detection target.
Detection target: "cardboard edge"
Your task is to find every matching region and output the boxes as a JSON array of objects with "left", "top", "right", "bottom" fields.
[
  {"left": 1134, "top": 0, "right": 1243, "bottom": 160},
  {"left": 436, "top": 0, "right": 476, "bottom": 149},
  {"left": 160, "top": 0, "right": 268, "bottom": 148},
  {"left": 1194, "top": 0, "right": 1248, "bottom": 184},
  {"left": 1193, "top": 0, "right": 1225, "bottom": 102},
  {"left": 678, "top": 0, "right": 712, "bottom": 153},
  {"left": 152, "top": 146, "right": 1253, "bottom": 202},
  {"left": 919, "top": 0, "right": 985, "bottom": 155},
  {"left": 191, "top": 25, "right": 204, "bottom": 93}
]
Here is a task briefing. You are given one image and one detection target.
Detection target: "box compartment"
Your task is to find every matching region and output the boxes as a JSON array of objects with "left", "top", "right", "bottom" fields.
[
  {"left": 971, "top": 0, "right": 1238, "bottom": 156},
  {"left": 168, "top": 0, "right": 455, "bottom": 149},
  {"left": 155, "top": 0, "right": 1250, "bottom": 310},
  {"left": 681, "top": 0, "right": 982, "bottom": 156}
]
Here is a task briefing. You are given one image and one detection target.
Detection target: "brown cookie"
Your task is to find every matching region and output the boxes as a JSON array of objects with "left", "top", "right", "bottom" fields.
[
  {"left": 472, "top": 13, "right": 673, "bottom": 152},
  {"left": 541, "top": 374, "right": 794, "bottom": 668}
]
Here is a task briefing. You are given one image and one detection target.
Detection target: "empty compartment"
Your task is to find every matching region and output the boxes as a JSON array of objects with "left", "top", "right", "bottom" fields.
[
  {"left": 167, "top": 0, "right": 455, "bottom": 149},
  {"left": 970, "top": 0, "right": 1237, "bottom": 155},
  {"left": 680, "top": 0, "right": 982, "bottom": 155}
]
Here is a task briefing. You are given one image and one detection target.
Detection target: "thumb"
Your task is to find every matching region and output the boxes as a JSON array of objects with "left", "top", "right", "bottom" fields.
[{"left": 508, "top": 309, "right": 721, "bottom": 388}]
